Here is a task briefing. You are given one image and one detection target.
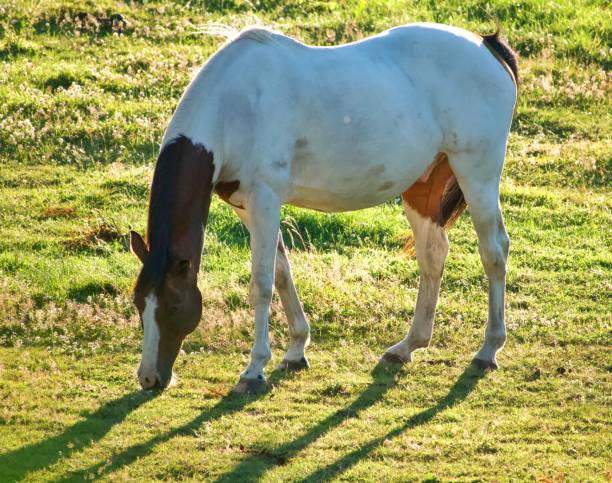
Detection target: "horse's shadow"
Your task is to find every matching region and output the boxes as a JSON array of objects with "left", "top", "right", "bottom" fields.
[
  {"left": 213, "top": 362, "right": 486, "bottom": 482},
  {"left": 1, "top": 363, "right": 485, "bottom": 481},
  {"left": 0, "top": 390, "right": 156, "bottom": 482},
  {"left": 299, "top": 363, "right": 486, "bottom": 482},
  {"left": 47, "top": 368, "right": 300, "bottom": 482}
]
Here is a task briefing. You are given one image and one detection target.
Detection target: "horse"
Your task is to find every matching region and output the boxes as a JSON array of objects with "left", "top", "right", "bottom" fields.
[{"left": 129, "top": 22, "right": 518, "bottom": 393}]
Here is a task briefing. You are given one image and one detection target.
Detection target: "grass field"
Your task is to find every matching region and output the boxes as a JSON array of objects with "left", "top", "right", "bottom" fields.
[{"left": 1, "top": 0, "right": 611, "bottom": 481}]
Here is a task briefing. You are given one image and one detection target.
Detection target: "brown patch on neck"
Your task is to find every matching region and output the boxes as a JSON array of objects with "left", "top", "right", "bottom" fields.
[
  {"left": 402, "top": 152, "right": 465, "bottom": 227},
  {"left": 215, "top": 180, "right": 243, "bottom": 208},
  {"left": 136, "top": 135, "right": 214, "bottom": 296}
]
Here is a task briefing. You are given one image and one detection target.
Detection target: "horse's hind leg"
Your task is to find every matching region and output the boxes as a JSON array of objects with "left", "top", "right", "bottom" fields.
[
  {"left": 449, "top": 149, "right": 509, "bottom": 369},
  {"left": 381, "top": 163, "right": 451, "bottom": 365},
  {"left": 231, "top": 207, "right": 310, "bottom": 372}
]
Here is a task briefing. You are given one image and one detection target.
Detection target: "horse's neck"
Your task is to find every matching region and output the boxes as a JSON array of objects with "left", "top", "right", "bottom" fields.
[
  {"left": 167, "top": 212, "right": 207, "bottom": 272},
  {"left": 147, "top": 136, "right": 215, "bottom": 271}
]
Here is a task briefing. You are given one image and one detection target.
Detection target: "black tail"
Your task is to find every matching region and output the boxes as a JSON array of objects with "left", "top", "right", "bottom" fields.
[
  {"left": 482, "top": 30, "right": 519, "bottom": 85},
  {"left": 440, "top": 178, "right": 467, "bottom": 230}
]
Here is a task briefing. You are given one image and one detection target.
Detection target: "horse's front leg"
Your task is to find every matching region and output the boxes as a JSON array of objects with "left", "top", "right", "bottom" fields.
[
  {"left": 231, "top": 206, "right": 311, "bottom": 372},
  {"left": 234, "top": 185, "right": 281, "bottom": 394},
  {"left": 274, "top": 235, "right": 311, "bottom": 371}
]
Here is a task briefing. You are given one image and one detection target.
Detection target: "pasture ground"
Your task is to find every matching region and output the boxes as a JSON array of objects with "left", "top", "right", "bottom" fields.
[{"left": 0, "top": 0, "right": 610, "bottom": 481}]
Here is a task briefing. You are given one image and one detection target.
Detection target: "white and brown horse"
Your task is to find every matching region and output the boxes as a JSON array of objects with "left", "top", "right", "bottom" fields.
[{"left": 129, "top": 23, "right": 518, "bottom": 393}]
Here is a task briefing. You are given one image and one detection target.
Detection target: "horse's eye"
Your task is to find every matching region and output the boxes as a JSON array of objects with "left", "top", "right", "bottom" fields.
[{"left": 169, "top": 305, "right": 179, "bottom": 315}]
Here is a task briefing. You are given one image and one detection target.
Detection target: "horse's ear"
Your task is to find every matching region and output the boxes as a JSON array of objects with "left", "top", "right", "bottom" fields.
[{"left": 130, "top": 231, "right": 148, "bottom": 263}]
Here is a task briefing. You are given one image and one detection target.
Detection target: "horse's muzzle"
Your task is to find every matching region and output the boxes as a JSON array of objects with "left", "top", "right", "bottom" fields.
[
  {"left": 137, "top": 364, "right": 164, "bottom": 390},
  {"left": 138, "top": 369, "right": 158, "bottom": 390},
  {"left": 138, "top": 366, "right": 173, "bottom": 390}
]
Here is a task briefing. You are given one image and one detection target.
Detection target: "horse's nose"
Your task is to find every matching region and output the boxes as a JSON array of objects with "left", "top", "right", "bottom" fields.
[{"left": 138, "top": 367, "right": 158, "bottom": 390}]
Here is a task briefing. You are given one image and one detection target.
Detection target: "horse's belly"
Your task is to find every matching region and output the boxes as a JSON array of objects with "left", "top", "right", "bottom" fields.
[
  {"left": 284, "top": 149, "right": 432, "bottom": 212},
  {"left": 286, "top": 185, "right": 400, "bottom": 212}
]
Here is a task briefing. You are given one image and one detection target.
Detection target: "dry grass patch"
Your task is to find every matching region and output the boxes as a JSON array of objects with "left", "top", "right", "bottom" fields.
[
  {"left": 64, "top": 217, "right": 126, "bottom": 250},
  {"left": 40, "top": 205, "right": 76, "bottom": 219}
]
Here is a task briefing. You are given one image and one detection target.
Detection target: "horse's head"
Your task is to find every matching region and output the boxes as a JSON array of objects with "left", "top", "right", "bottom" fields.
[{"left": 130, "top": 231, "right": 202, "bottom": 390}]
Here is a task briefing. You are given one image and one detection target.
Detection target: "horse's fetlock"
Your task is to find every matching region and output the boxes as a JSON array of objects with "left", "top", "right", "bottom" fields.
[
  {"left": 486, "top": 332, "right": 507, "bottom": 349},
  {"left": 290, "top": 317, "right": 310, "bottom": 339},
  {"left": 409, "top": 338, "right": 431, "bottom": 350},
  {"left": 253, "top": 348, "right": 272, "bottom": 364},
  {"left": 294, "top": 328, "right": 310, "bottom": 341}
]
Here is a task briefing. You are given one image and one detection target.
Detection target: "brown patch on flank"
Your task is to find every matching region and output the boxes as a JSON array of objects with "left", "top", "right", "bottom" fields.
[
  {"left": 215, "top": 180, "right": 243, "bottom": 208},
  {"left": 402, "top": 152, "right": 466, "bottom": 249},
  {"left": 403, "top": 153, "right": 452, "bottom": 223}
]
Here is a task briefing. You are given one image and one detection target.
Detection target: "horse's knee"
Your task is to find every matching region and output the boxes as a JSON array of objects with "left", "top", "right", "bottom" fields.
[
  {"left": 249, "top": 273, "right": 274, "bottom": 305},
  {"left": 477, "top": 220, "right": 508, "bottom": 279},
  {"left": 480, "top": 250, "right": 506, "bottom": 280},
  {"left": 479, "top": 238, "right": 508, "bottom": 278}
]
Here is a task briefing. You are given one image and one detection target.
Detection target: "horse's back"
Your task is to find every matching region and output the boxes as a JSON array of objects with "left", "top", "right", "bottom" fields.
[{"left": 167, "top": 23, "right": 515, "bottom": 149}]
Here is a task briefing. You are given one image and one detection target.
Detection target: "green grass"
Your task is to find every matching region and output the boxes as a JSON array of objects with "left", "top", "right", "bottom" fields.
[{"left": 0, "top": 0, "right": 610, "bottom": 481}]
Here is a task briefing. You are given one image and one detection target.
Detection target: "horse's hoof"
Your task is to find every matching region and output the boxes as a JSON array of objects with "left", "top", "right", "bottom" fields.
[
  {"left": 275, "top": 356, "right": 310, "bottom": 372},
  {"left": 380, "top": 352, "right": 409, "bottom": 366},
  {"left": 472, "top": 358, "right": 498, "bottom": 370},
  {"left": 233, "top": 376, "right": 268, "bottom": 395}
]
